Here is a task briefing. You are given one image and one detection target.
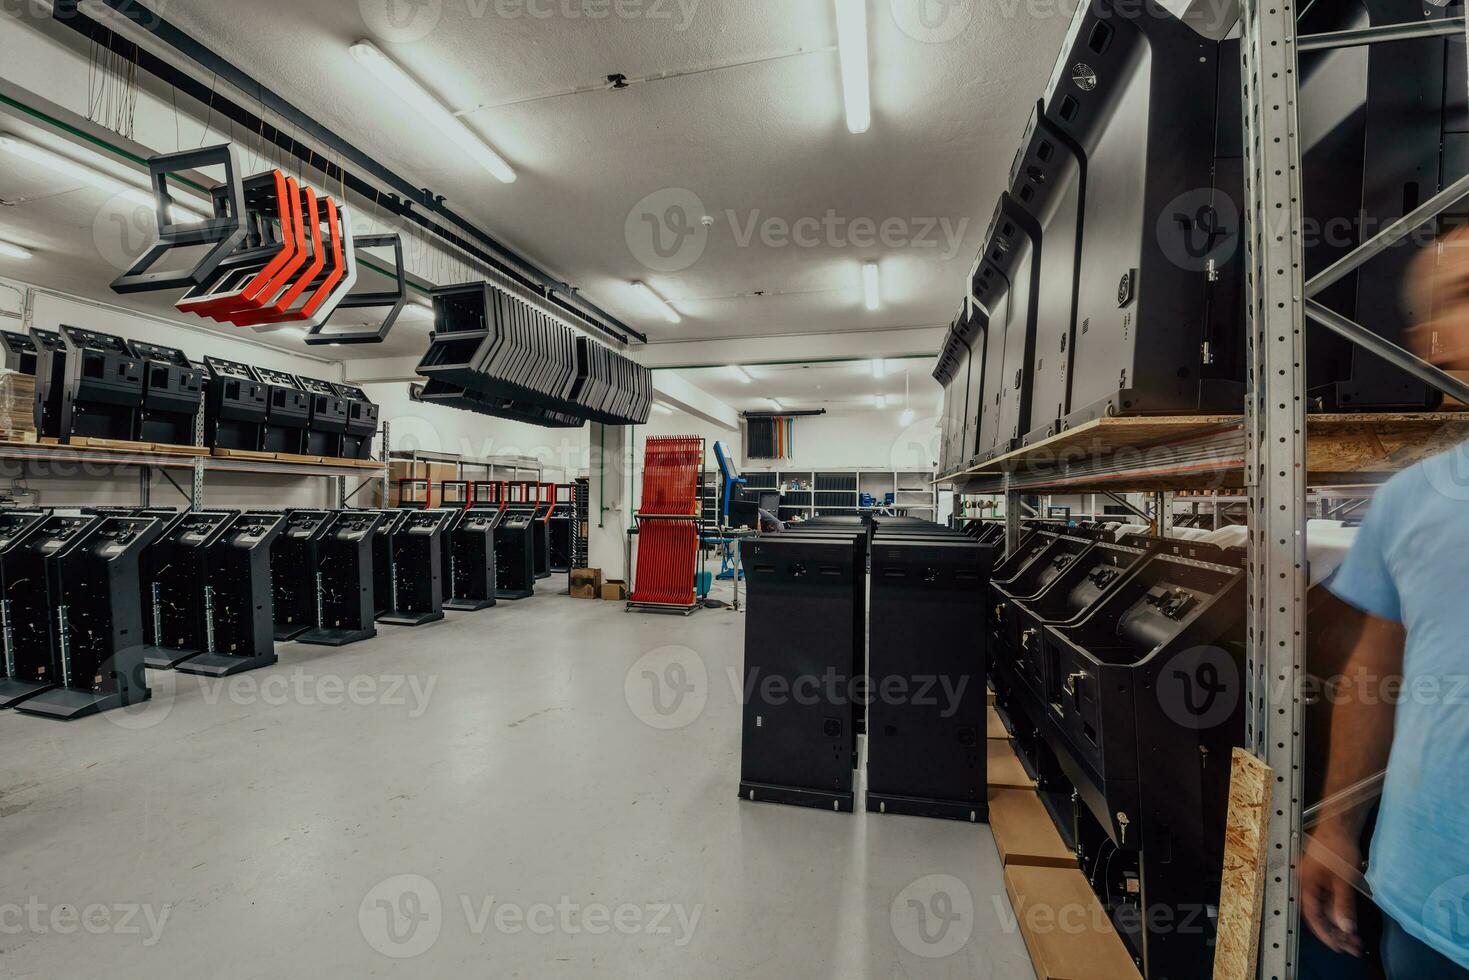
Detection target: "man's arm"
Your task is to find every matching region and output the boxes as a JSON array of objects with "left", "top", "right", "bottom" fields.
[{"left": 1301, "top": 611, "right": 1405, "bottom": 956}]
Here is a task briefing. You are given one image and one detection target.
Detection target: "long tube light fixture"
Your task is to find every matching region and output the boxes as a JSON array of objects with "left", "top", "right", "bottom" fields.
[
  {"left": 0, "top": 134, "right": 210, "bottom": 221},
  {"left": 834, "top": 0, "right": 872, "bottom": 134},
  {"left": 862, "top": 261, "right": 881, "bottom": 310},
  {"left": 349, "top": 40, "right": 517, "bottom": 184},
  {"left": 632, "top": 281, "right": 682, "bottom": 324},
  {"left": 730, "top": 365, "right": 753, "bottom": 384},
  {"left": 0, "top": 239, "right": 33, "bottom": 260}
]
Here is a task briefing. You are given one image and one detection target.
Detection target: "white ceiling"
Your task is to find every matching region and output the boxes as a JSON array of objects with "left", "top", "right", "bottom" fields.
[
  {"left": 664, "top": 356, "right": 939, "bottom": 413},
  {"left": 144, "top": 0, "right": 1075, "bottom": 345}
]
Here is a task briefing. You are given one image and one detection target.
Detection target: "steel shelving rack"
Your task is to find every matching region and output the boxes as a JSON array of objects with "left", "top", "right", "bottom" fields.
[{"left": 945, "top": 6, "right": 1469, "bottom": 977}]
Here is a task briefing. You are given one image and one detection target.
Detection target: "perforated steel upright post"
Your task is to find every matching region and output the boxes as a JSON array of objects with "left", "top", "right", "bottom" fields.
[{"left": 1241, "top": 3, "right": 1309, "bottom": 976}]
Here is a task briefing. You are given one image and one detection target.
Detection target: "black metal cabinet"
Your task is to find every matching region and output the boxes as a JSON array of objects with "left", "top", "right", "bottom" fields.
[
  {"left": 203, "top": 356, "right": 268, "bottom": 451},
  {"left": 141, "top": 511, "right": 239, "bottom": 670},
  {"left": 127, "top": 340, "right": 203, "bottom": 446},
  {"left": 0, "top": 510, "right": 59, "bottom": 709},
  {"left": 378, "top": 509, "right": 452, "bottom": 626},
  {"left": 296, "top": 376, "right": 348, "bottom": 457},
  {"left": 270, "top": 510, "right": 337, "bottom": 641},
  {"left": 297, "top": 510, "right": 388, "bottom": 646},
  {"left": 444, "top": 507, "right": 499, "bottom": 611},
  {"left": 253, "top": 368, "right": 312, "bottom": 455},
  {"left": 739, "top": 531, "right": 866, "bottom": 813},
  {"left": 56, "top": 326, "right": 145, "bottom": 443},
  {"left": 177, "top": 512, "right": 286, "bottom": 677}
]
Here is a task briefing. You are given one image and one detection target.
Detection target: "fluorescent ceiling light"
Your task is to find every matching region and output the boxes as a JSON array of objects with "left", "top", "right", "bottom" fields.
[
  {"left": 834, "top": 0, "right": 871, "bottom": 134},
  {"left": 631, "top": 281, "right": 682, "bottom": 324},
  {"left": 652, "top": 403, "right": 674, "bottom": 415},
  {"left": 874, "top": 393, "right": 888, "bottom": 409},
  {"left": 350, "top": 40, "right": 517, "bottom": 184},
  {"left": 0, "top": 134, "right": 210, "bottom": 221},
  {"left": 768, "top": 398, "right": 785, "bottom": 411},
  {"left": 871, "top": 358, "right": 886, "bottom": 379},
  {"left": 730, "top": 365, "right": 753, "bottom": 384},
  {"left": 0, "top": 239, "right": 33, "bottom": 260},
  {"left": 899, "top": 408, "right": 916, "bottom": 426},
  {"left": 862, "top": 262, "right": 881, "bottom": 311}
]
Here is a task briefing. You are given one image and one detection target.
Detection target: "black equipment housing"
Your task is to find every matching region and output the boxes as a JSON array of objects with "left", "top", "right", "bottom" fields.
[
  {"left": 56, "top": 326, "right": 145, "bottom": 443},
  {"left": 443, "top": 507, "right": 499, "bottom": 611},
  {"left": 866, "top": 533, "right": 994, "bottom": 821},
  {"left": 176, "top": 512, "right": 286, "bottom": 676},
  {"left": 30, "top": 328, "right": 66, "bottom": 439},
  {"left": 0, "top": 330, "right": 38, "bottom": 374},
  {"left": 296, "top": 510, "right": 388, "bottom": 646},
  {"left": 141, "top": 510, "right": 239, "bottom": 670},
  {"left": 372, "top": 510, "right": 412, "bottom": 620},
  {"left": 270, "top": 510, "right": 338, "bottom": 641},
  {"left": 331, "top": 382, "right": 379, "bottom": 461},
  {"left": 127, "top": 340, "right": 204, "bottom": 445},
  {"left": 296, "top": 376, "right": 348, "bottom": 457},
  {"left": 377, "top": 509, "right": 452, "bottom": 626},
  {"left": 494, "top": 511, "right": 536, "bottom": 600},
  {"left": 253, "top": 367, "right": 312, "bottom": 455},
  {"left": 1042, "top": 540, "right": 1246, "bottom": 977},
  {"left": 203, "top": 356, "right": 268, "bottom": 451},
  {"left": 0, "top": 510, "right": 60, "bottom": 708},
  {"left": 18, "top": 516, "right": 165, "bottom": 720},
  {"left": 739, "top": 531, "right": 866, "bottom": 813}
]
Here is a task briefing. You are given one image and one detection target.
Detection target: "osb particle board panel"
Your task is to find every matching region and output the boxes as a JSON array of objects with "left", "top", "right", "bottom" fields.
[
  {"left": 990, "top": 789, "right": 1077, "bottom": 870},
  {"left": 988, "top": 706, "right": 1009, "bottom": 740},
  {"left": 1212, "top": 750, "right": 1274, "bottom": 980},
  {"left": 988, "top": 738, "right": 1037, "bottom": 791},
  {"left": 1003, "top": 865, "right": 1142, "bottom": 980}
]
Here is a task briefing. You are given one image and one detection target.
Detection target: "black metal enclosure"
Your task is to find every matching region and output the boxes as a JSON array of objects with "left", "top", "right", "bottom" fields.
[
  {"left": 444, "top": 507, "right": 499, "bottom": 611},
  {"left": 127, "top": 340, "right": 204, "bottom": 445},
  {"left": 56, "top": 326, "right": 145, "bottom": 443},
  {"left": 377, "top": 509, "right": 452, "bottom": 627},
  {"left": 296, "top": 510, "right": 387, "bottom": 647},
  {"left": 332, "top": 383, "right": 379, "bottom": 461},
  {"left": 30, "top": 328, "right": 66, "bottom": 439},
  {"left": 494, "top": 512, "right": 536, "bottom": 600},
  {"left": 18, "top": 516, "right": 164, "bottom": 721},
  {"left": 866, "top": 533, "right": 994, "bottom": 822},
  {"left": 270, "top": 510, "right": 337, "bottom": 641},
  {"left": 296, "top": 376, "right": 348, "bottom": 458},
  {"left": 175, "top": 512, "right": 285, "bottom": 677},
  {"left": 254, "top": 367, "right": 312, "bottom": 455},
  {"left": 141, "top": 511, "right": 239, "bottom": 670},
  {"left": 0, "top": 510, "right": 60, "bottom": 709},
  {"left": 203, "top": 356, "right": 268, "bottom": 451},
  {"left": 0, "top": 330, "right": 39, "bottom": 375},
  {"left": 739, "top": 531, "right": 866, "bottom": 813}
]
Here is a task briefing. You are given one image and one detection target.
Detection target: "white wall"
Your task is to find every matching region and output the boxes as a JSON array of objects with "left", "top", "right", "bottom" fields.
[{"left": 741, "top": 409, "right": 942, "bottom": 474}]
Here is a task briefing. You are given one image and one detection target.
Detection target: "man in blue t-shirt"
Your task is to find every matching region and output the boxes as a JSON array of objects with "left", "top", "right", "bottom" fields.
[{"left": 1302, "top": 230, "right": 1469, "bottom": 976}]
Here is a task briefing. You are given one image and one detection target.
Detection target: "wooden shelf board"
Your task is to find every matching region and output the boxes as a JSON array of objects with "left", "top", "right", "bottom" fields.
[
  {"left": 1004, "top": 864, "right": 1143, "bottom": 980},
  {"left": 990, "top": 788, "right": 1078, "bottom": 870}
]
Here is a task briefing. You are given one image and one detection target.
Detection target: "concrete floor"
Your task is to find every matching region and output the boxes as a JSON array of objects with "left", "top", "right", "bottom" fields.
[{"left": 0, "top": 581, "right": 1034, "bottom": 979}]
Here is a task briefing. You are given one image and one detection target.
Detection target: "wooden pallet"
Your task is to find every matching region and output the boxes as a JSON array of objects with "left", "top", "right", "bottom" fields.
[{"left": 212, "top": 447, "right": 383, "bottom": 470}]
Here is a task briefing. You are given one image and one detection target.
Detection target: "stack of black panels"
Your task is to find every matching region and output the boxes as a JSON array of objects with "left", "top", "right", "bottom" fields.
[
  {"left": 415, "top": 281, "right": 651, "bottom": 428},
  {"left": 739, "top": 530, "right": 866, "bottom": 813}
]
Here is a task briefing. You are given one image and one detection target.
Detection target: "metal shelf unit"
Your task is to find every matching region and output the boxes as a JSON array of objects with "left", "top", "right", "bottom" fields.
[
  {"left": 951, "top": 8, "right": 1469, "bottom": 977},
  {"left": 742, "top": 467, "right": 939, "bottom": 520}
]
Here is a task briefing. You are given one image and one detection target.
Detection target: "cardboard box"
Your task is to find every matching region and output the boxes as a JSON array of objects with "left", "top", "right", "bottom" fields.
[
  {"left": 987, "top": 738, "right": 1037, "bottom": 791},
  {"left": 570, "top": 568, "right": 603, "bottom": 599},
  {"left": 1003, "top": 865, "right": 1141, "bottom": 980},
  {"left": 600, "top": 580, "right": 628, "bottom": 601},
  {"left": 989, "top": 789, "right": 1078, "bottom": 870}
]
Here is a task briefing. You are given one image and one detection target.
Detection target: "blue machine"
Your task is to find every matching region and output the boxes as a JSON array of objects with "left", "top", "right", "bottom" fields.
[{"left": 711, "top": 441, "right": 748, "bottom": 581}]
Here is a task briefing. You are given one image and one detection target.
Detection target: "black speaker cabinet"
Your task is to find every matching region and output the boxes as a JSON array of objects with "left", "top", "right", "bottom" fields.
[
  {"left": 866, "top": 536, "right": 994, "bottom": 822},
  {"left": 739, "top": 531, "right": 866, "bottom": 813}
]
